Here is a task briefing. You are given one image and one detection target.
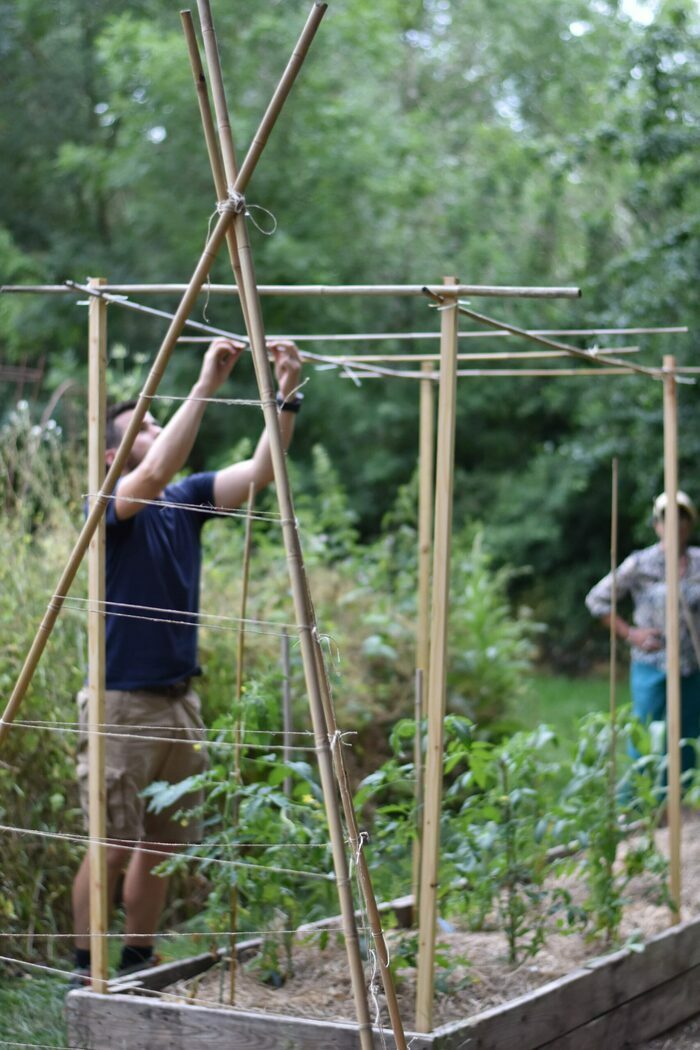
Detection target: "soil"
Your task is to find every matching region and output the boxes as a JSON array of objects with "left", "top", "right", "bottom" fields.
[{"left": 170, "top": 813, "right": 700, "bottom": 1047}]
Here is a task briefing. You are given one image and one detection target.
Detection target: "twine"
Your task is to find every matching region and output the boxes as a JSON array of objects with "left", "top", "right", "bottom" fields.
[
  {"left": 9, "top": 718, "right": 320, "bottom": 754},
  {"left": 0, "top": 824, "right": 335, "bottom": 882},
  {"left": 83, "top": 491, "right": 283, "bottom": 523}
]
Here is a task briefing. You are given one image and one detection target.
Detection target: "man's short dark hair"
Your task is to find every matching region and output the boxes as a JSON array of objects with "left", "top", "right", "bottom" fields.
[{"left": 106, "top": 399, "right": 139, "bottom": 450}]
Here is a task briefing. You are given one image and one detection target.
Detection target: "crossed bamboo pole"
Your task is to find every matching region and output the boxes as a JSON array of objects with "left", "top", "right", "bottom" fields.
[{"left": 186, "top": 2, "right": 381, "bottom": 1042}]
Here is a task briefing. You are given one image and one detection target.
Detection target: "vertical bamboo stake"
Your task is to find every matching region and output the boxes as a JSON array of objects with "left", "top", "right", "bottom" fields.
[
  {"left": 313, "top": 641, "right": 408, "bottom": 1050},
  {"left": 415, "top": 278, "right": 459, "bottom": 1032},
  {"left": 192, "top": 9, "right": 376, "bottom": 1044},
  {"left": 416, "top": 360, "right": 434, "bottom": 686},
  {"left": 229, "top": 481, "right": 256, "bottom": 1005},
  {"left": 413, "top": 359, "right": 434, "bottom": 923},
  {"left": 235, "top": 482, "right": 256, "bottom": 703},
  {"left": 87, "top": 277, "right": 109, "bottom": 992},
  {"left": 663, "top": 355, "right": 682, "bottom": 920},
  {"left": 609, "top": 458, "right": 619, "bottom": 805},
  {"left": 411, "top": 669, "right": 424, "bottom": 916},
  {"left": 282, "top": 629, "right": 293, "bottom": 798}
]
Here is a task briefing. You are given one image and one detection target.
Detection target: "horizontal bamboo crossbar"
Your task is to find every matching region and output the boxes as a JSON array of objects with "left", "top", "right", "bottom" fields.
[
  {"left": 0, "top": 282, "right": 581, "bottom": 299},
  {"left": 289, "top": 347, "right": 640, "bottom": 363},
  {"left": 341, "top": 367, "right": 646, "bottom": 380},
  {"left": 178, "top": 327, "right": 688, "bottom": 343}
]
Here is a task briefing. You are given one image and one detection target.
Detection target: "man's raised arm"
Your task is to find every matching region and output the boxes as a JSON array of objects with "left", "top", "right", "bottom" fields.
[{"left": 110, "top": 339, "right": 244, "bottom": 520}]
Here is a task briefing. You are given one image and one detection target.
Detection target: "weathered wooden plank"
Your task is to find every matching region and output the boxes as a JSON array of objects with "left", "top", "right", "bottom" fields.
[
  {"left": 432, "top": 915, "right": 700, "bottom": 1050},
  {"left": 66, "top": 991, "right": 434, "bottom": 1050},
  {"left": 538, "top": 963, "right": 700, "bottom": 1049}
]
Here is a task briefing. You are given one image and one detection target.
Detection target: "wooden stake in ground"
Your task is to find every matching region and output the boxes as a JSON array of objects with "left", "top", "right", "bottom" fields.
[
  {"left": 663, "top": 355, "right": 682, "bottom": 920},
  {"left": 415, "top": 278, "right": 460, "bottom": 1032},
  {"left": 87, "top": 277, "right": 109, "bottom": 993}
]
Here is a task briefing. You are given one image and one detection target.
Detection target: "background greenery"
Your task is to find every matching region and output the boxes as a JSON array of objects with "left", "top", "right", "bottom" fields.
[
  {"left": 2, "top": 0, "right": 700, "bottom": 660},
  {"left": 3, "top": 1, "right": 695, "bottom": 1035}
]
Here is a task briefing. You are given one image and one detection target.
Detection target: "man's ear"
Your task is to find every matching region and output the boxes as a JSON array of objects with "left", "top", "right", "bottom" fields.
[{"left": 105, "top": 448, "right": 116, "bottom": 468}]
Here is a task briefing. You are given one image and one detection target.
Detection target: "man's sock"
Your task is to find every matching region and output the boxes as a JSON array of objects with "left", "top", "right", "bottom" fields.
[
  {"left": 119, "top": 944, "right": 154, "bottom": 971},
  {"left": 74, "top": 948, "right": 91, "bottom": 971}
]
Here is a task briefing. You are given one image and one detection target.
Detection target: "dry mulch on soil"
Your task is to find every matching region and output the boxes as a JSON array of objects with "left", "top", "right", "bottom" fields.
[{"left": 169, "top": 814, "right": 700, "bottom": 1045}]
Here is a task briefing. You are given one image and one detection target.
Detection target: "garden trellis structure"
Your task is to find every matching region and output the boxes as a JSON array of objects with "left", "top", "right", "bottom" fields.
[
  {"left": 0, "top": 272, "right": 689, "bottom": 1039},
  {"left": 0, "top": 2, "right": 691, "bottom": 1043}
]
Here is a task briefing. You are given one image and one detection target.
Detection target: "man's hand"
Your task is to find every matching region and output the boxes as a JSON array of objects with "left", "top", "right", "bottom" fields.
[
  {"left": 196, "top": 338, "right": 246, "bottom": 397},
  {"left": 267, "top": 339, "right": 302, "bottom": 399}
]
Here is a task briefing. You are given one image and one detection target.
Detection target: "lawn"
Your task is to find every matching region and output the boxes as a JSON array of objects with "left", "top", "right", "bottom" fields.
[{"left": 518, "top": 671, "right": 629, "bottom": 741}]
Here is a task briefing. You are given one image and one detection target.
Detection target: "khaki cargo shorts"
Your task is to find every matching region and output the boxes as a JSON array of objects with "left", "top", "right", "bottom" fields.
[{"left": 76, "top": 684, "right": 208, "bottom": 844}]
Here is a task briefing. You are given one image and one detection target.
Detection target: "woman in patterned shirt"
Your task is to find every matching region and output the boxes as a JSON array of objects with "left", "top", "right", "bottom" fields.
[{"left": 586, "top": 490, "right": 700, "bottom": 782}]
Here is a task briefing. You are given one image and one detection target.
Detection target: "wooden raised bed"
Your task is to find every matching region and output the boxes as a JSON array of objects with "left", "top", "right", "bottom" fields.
[{"left": 66, "top": 913, "right": 700, "bottom": 1049}]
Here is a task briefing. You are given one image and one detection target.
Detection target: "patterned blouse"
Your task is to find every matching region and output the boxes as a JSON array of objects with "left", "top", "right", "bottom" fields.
[{"left": 585, "top": 542, "right": 700, "bottom": 675}]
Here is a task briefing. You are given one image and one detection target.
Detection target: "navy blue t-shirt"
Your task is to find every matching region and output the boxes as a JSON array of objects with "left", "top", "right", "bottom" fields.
[{"left": 104, "top": 473, "right": 217, "bottom": 690}]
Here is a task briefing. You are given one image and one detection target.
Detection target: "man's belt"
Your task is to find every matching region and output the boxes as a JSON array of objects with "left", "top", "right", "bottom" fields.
[{"left": 143, "top": 679, "right": 191, "bottom": 699}]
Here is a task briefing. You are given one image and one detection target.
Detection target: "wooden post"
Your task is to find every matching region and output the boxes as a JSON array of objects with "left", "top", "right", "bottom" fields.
[
  {"left": 87, "top": 277, "right": 109, "bottom": 992},
  {"left": 663, "top": 355, "right": 682, "bottom": 920},
  {"left": 415, "top": 277, "right": 459, "bottom": 1032}
]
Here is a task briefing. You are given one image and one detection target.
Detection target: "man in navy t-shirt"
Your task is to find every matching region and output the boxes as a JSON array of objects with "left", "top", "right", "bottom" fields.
[{"left": 71, "top": 336, "right": 302, "bottom": 981}]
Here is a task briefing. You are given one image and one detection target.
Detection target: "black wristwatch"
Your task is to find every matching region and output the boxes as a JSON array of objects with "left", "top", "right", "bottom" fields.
[{"left": 276, "top": 392, "right": 304, "bottom": 413}]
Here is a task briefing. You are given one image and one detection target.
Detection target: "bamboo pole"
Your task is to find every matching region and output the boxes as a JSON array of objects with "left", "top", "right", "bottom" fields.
[
  {"left": 0, "top": 283, "right": 583, "bottom": 298},
  {"left": 196, "top": 0, "right": 239, "bottom": 182},
  {"left": 0, "top": 203, "right": 241, "bottom": 746},
  {"left": 412, "top": 361, "right": 434, "bottom": 925},
  {"left": 663, "top": 355, "right": 682, "bottom": 920},
  {"left": 87, "top": 277, "right": 109, "bottom": 993},
  {"left": 229, "top": 481, "right": 256, "bottom": 1006},
  {"left": 423, "top": 289, "right": 665, "bottom": 381},
  {"left": 235, "top": 482, "right": 256, "bottom": 703},
  {"left": 179, "top": 330, "right": 685, "bottom": 344},
  {"left": 192, "top": 5, "right": 377, "bottom": 1043},
  {"left": 282, "top": 629, "right": 293, "bottom": 799},
  {"left": 66, "top": 281, "right": 428, "bottom": 383},
  {"left": 312, "top": 640, "right": 408, "bottom": 1049},
  {"left": 180, "top": 10, "right": 251, "bottom": 335},
  {"left": 416, "top": 360, "right": 434, "bottom": 683},
  {"left": 411, "top": 669, "right": 425, "bottom": 921},
  {"left": 608, "top": 458, "right": 619, "bottom": 826},
  {"left": 415, "top": 278, "right": 460, "bottom": 1032},
  {"left": 241, "top": 346, "right": 642, "bottom": 361},
  {"left": 342, "top": 367, "right": 650, "bottom": 381}
]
